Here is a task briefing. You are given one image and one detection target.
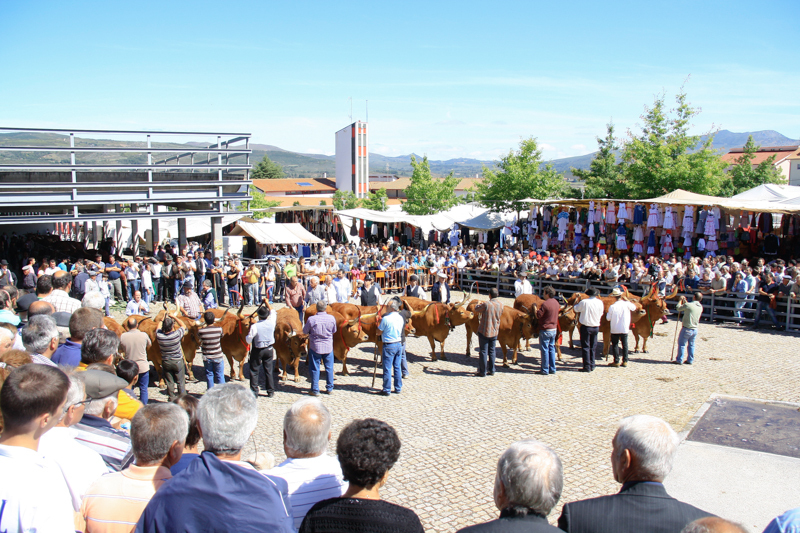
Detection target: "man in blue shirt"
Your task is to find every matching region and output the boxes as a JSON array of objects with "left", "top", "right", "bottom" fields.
[
  {"left": 52, "top": 308, "right": 105, "bottom": 368},
  {"left": 377, "top": 299, "right": 405, "bottom": 396},
  {"left": 105, "top": 255, "right": 124, "bottom": 302}
]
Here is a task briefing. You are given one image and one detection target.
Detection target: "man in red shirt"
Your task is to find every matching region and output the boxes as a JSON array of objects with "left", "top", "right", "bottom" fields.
[{"left": 536, "top": 285, "right": 561, "bottom": 375}]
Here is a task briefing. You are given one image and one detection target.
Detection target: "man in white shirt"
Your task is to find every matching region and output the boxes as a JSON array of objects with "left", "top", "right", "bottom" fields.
[
  {"left": 333, "top": 270, "right": 351, "bottom": 303},
  {"left": 266, "top": 398, "right": 347, "bottom": 530},
  {"left": 605, "top": 287, "right": 638, "bottom": 368},
  {"left": 125, "top": 290, "right": 150, "bottom": 316},
  {"left": 514, "top": 271, "right": 532, "bottom": 298},
  {"left": 573, "top": 288, "right": 605, "bottom": 372},
  {"left": 39, "top": 373, "right": 109, "bottom": 514},
  {"left": 0, "top": 364, "right": 75, "bottom": 532}
]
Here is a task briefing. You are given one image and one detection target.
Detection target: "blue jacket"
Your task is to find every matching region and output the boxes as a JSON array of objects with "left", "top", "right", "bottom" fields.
[{"left": 137, "top": 451, "right": 294, "bottom": 533}]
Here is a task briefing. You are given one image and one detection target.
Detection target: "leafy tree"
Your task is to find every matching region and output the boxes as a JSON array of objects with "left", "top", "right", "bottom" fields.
[
  {"left": 240, "top": 185, "right": 281, "bottom": 219},
  {"left": 718, "top": 135, "right": 785, "bottom": 196},
  {"left": 292, "top": 200, "right": 301, "bottom": 207},
  {"left": 319, "top": 200, "right": 327, "bottom": 206},
  {"left": 620, "top": 91, "right": 727, "bottom": 198},
  {"left": 572, "top": 124, "right": 625, "bottom": 198},
  {"left": 476, "top": 137, "right": 566, "bottom": 213},
  {"left": 251, "top": 155, "right": 285, "bottom": 180},
  {"left": 403, "top": 155, "right": 462, "bottom": 215},
  {"left": 361, "top": 188, "right": 389, "bottom": 211},
  {"left": 332, "top": 189, "right": 360, "bottom": 210}
]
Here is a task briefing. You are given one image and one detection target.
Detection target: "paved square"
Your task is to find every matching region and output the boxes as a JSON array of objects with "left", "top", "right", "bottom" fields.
[{"left": 170, "top": 294, "right": 800, "bottom": 532}]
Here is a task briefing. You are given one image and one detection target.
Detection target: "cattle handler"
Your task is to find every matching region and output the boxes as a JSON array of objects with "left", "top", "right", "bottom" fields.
[{"left": 246, "top": 301, "right": 277, "bottom": 397}]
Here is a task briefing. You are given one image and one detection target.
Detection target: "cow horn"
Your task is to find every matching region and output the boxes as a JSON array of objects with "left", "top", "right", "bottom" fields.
[
  {"left": 646, "top": 283, "right": 657, "bottom": 299},
  {"left": 347, "top": 317, "right": 358, "bottom": 326},
  {"left": 215, "top": 307, "right": 231, "bottom": 323},
  {"left": 665, "top": 285, "right": 679, "bottom": 300},
  {"left": 288, "top": 328, "right": 296, "bottom": 338},
  {"left": 413, "top": 304, "right": 431, "bottom": 317},
  {"left": 360, "top": 312, "right": 377, "bottom": 320},
  {"left": 454, "top": 282, "right": 475, "bottom": 309},
  {"left": 237, "top": 300, "right": 246, "bottom": 317}
]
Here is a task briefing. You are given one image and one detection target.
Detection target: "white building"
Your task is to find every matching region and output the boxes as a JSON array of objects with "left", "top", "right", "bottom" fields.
[{"left": 335, "top": 121, "right": 369, "bottom": 198}]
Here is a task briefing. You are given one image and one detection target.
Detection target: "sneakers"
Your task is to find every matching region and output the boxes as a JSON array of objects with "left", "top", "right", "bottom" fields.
[
  {"left": 620, "top": 361, "right": 627, "bottom": 367},
  {"left": 609, "top": 362, "right": 620, "bottom": 367}
]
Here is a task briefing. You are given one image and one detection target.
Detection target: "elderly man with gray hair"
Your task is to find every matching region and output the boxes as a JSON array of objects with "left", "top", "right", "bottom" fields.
[
  {"left": 22, "top": 314, "right": 60, "bottom": 366},
  {"left": 267, "top": 398, "right": 347, "bottom": 530},
  {"left": 137, "top": 383, "right": 294, "bottom": 532},
  {"left": 458, "top": 439, "right": 564, "bottom": 532},
  {"left": 558, "top": 415, "right": 713, "bottom": 533}
]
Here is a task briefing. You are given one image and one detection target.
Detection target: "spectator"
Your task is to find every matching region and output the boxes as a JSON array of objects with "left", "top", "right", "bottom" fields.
[
  {"left": 0, "top": 324, "right": 15, "bottom": 356},
  {"left": 44, "top": 270, "right": 82, "bottom": 313},
  {"left": 514, "top": 270, "right": 533, "bottom": 298},
  {"left": 305, "top": 276, "right": 327, "bottom": 308},
  {"left": 82, "top": 403, "right": 188, "bottom": 532},
  {"left": 125, "top": 290, "right": 150, "bottom": 316},
  {"left": 244, "top": 262, "right": 261, "bottom": 306},
  {"left": 475, "top": 288, "right": 505, "bottom": 377},
  {"left": 80, "top": 327, "right": 120, "bottom": 369},
  {"left": 573, "top": 288, "right": 604, "bottom": 372},
  {"left": 52, "top": 307, "right": 104, "bottom": 368},
  {"left": 175, "top": 281, "right": 203, "bottom": 320},
  {"left": 303, "top": 300, "right": 337, "bottom": 397},
  {"left": 286, "top": 276, "right": 307, "bottom": 322},
  {"left": 762, "top": 507, "right": 800, "bottom": 533},
  {"left": 431, "top": 270, "right": 451, "bottom": 303},
  {"left": 402, "top": 274, "right": 426, "bottom": 300},
  {"left": 246, "top": 304, "right": 277, "bottom": 397},
  {"left": 0, "top": 364, "right": 75, "bottom": 532},
  {"left": 170, "top": 394, "right": 201, "bottom": 475},
  {"left": 155, "top": 314, "right": 186, "bottom": 401},
  {"left": 377, "top": 298, "right": 405, "bottom": 396},
  {"left": 22, "top": 314, "right": 60, "bottom": 367},
  {"left": 558, "top": 414, "right": 712, "bottom": 533},
  {"left": 681, "top": 517, "right": 749, "bottom": 533},
  {"left": 674, "top": 293, "right": 704, "bottom": 366},
  {"left": 119, "top": 317, "right": 152, "bottom": 404},
  {"left": 458, "top": 439, "right": 563, "bottom": 532},
  {"left": 536, "top": 286, "right": 560, "bottom": 376},
  {"left": 201, "top": 279, "right": 218, "bottom": 309},
  {"left": 0, "top": 288, "right": 20, "bottom": 326},
  {"left": 137, "top": 384, "right": 294, "bottom": 532},
  {"left": 198, "top": 310, "right": 225, "bottom": 390},
  {"left": 38, "top": 372, "right": 108, "bottom": 515},
  {"left": 73, "top": 369, "right": 134, "bottom": 472},
  {"left": 359, "top": 275, "right": 383, "bottom": 307},
  {"left": 606, "top": 287, "right": 638, "bottom": 368},
  {"left": 105, "top": 255, "right": 124, "bottom": 302},
  {"left": 300, "top": 418, "right": 423, "bottom": 533},
  {"left": 115, "top": 359, "right": 144, "bottom": 419},
  {"left": 267, "top": 398, "right": 347, "bottom": 529}
]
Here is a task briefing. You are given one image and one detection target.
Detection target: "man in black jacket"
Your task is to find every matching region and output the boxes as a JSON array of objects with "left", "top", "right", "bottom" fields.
[
  {"left": 558, "top": 415, "right": 712, "bottom": 533},
  {"left": 458, "top": 439, "right": 563, "bottom": 532}
]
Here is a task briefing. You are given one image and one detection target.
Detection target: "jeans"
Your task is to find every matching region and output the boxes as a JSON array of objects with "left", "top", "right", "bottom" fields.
[
  {"left": 477, "top": 333, "right": 497, "bottom": 376},
  {"left": 249, "top": 346, "right": 274, "bottom": 395},
  {"left": 104, "top": 297, "right": 111, "bottom": 317},
  {"left": 676, "top": 327, "right": 697, "bottom": 364},
  {"left": 161, "top": 358, "right": 186, "bottom": 401},
  {"left": 539, "top": 329, "right": 557, "bottom": 374},
  {"left": 308, "top": 349, "right": 334, "bottom": 393},
  {"left": 137, "top": 370, "right": 149, "bottom": 405},
  {"left": 382, "top": 341, "right": 403, "bottom": 393},
  {"left": 579, "top": 324, "right": 599, "bottom": 371},
  {"left": 295, "top": 306, "right": 304, "bottom": 324},
  {"left": 610, "top": 333, "right": 629, "bottom": 363},
  {"left": 151, "top": 278, "right": 161, "bottom": 301},
  {"left": 265, "top": 282, "right": 275, "bottom": 303},
  {"left": 228, "top": 282, "right": 240, "bottom": 306},
  {"left": 400, "top": 340, "right": 409, "bottom": 377},
  {"left": 174, "top": 279, "right": 183, "bottom": 302},
  {"left": 127, "top": 280, "right": 140, "bottom": 301},
  {"left": 754, "top": 300, "right": 780, "bottom": 328},
  {"left": 109, "top": 278, "right": 124, "bottom": 301},
  {"left": 245, "top": 283, "right": 258, "bottom": 306},
  {"left": 204, "top": 358, "right": 225, "bottom": 390}
]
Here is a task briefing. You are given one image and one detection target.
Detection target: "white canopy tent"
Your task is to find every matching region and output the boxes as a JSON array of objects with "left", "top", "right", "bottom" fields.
[
  {"left": 731, "top": 184, "right": 800, "bottom": 203},
  {"left": 334, "top": 204, "right": 488, "bottom": 235},
  {"left": 457, "top": 210, "right": 528, "bottom": 230},
  {"left": 640, "top": 189, "right": 792, "bottom": 214},
  {"left": 227, "top": 222, "right": 324, "bottom": 244}
]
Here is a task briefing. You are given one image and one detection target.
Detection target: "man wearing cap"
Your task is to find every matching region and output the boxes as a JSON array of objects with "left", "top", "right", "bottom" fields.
[
  {"left": 431, "top": 270, "right": 451, "bottom": 303},
  {"left": 125, "top": 259, "right": 141, "bottom": 303},
  {"left": 176, "top": 282, "right": 203, "bottom": 321},
  {"left": 514, "top": 270, "right": 533, "bottom": 298},
  {"left": 402, "top": 274, "right": 426, "bottom": 300},
  {"left": 360, "top": 275, "right": 382, "bottom": 307},
  {"left": 73, "top": 369, "right": 135, "bottom": 471},
  {"left": 162, "top": 254, "right": 174, "bottom": 302},
  {"left": 606, "top": 287, "right": 638, "bottom": 368},
  {"left": 573, "top": 288, "right": 604, "bottom": 372},
  {"left": 21, "top": 264, "right": 37, "bottom": 290},
  {"left": 184, "top": 253, "right": 197, "bottom": 288},
  {"left": 246, "top": 303, "right": 277, "bottom": 397},
  {"left": 225, "top": 258, "right": 241, "bottom": 306},
  {"left": 72, "top": 263, "right": 90, "bottom": 301},
  {"left": 0, "top": 259, "right": 17, "bottom": 287}
]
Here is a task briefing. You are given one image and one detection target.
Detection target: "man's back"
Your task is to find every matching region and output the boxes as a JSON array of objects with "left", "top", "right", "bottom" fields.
[
  {"left": 120, "top": 329, "right": 151, "bottom": 373},
  {"left": 557, "top": 481, "right": 712, "bottom": 533},
  {"left": 136, "top": 451, "right": 294, "bottom": 533},
  {"left": 74, "top": 414, "right": 134, "bottom": 472},
  {"left": 267, "top": 454, "right": 347, "bottom": 530}
]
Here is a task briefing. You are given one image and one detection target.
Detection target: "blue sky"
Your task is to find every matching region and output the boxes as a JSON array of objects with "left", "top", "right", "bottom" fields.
[{"left": 1, "top": 0, "right": 797, "bottom": 161}]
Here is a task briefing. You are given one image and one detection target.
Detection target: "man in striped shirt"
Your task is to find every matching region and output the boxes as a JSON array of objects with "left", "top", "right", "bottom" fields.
[
  {"left": 155, "top": 315, "right": 186, "bottom": 401},
  {"left": 175, "top": 281, "right": 203, "bottom": 320},
  {"left": 198, "top": 310, "right": 225, "bottom": 390},
  {"left": 81, "top": 403, "right": 188, "bottom": 533}
]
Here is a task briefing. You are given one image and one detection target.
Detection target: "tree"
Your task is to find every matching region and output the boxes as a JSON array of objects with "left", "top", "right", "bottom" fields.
[
  {"left": 250, "top": 155, "right": 285, "bottom": 180},
  {"left": 361, "top": 188, "right": 389, "bottom": 211},
  {"left": 619, "top": 90, "right": 727, "bottom": 198},
  {"left": 332, "top": 189, "right": 360, "bottom": 210},
  {"left": 476, "top": 137, "right": 566, "bottom": 213},
  {"left": 240, "top": 185, "right": 281, "bottom": 219},
  {"left": 319, "top": 200, "right": 327, "bottom": 206},
  {"left": 718, "top": 135, "right": 785, "bottom": 196},
  {"left": 572, "top": 124, "right": 625, "bottom": 198},
  {"left": 403, "top": 155, "right": 462, "bottom": 215}
]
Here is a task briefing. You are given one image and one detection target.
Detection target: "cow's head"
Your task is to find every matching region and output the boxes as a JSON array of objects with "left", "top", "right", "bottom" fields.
[
  {"left": 343, "top": 317, "right": 369, "bottom": 344},
  {"left": 287, "top": 328, "right": 309, "bottom": 359},
  {"left": 517, "top": 313, "right": 535, "bottom": 340},
  {"left": 640, "top": 285, "right": 676, "bottom": 321},
  {"left": 447, "top": 302, "right": 474, "bottom": 326}
]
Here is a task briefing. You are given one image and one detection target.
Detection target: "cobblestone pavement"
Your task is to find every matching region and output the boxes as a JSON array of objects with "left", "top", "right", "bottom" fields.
[{"left": 134, "top": 294, "right": 800, "bottom": 532}]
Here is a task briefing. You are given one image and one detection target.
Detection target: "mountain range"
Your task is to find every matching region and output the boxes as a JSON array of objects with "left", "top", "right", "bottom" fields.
[{"left": 2, "top": 129, "right": 797, "bottom": 181}]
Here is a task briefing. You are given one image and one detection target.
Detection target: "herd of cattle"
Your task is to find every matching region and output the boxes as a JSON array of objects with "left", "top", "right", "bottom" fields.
[{"left": 103, "top": 283, "right": 679, "bottom": 388}]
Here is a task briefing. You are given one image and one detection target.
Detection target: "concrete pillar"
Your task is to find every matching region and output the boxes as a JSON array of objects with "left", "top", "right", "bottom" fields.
[
  {"left": 92, "top": 222, "right": 101, "bottom": 248},
  {"left": 178, "top": 218, "right": 187, "bottom": 251},
  {"left": 150, "top": 219, "right": 160, "bottom": 254},
  {"left": 211, "top": 216, "right": 223, "bottom": 259},
  {"left": 115, "top": 205, "right": 123, "bottom": 248},
  {"left": 130, "top": 219, "right": 139, "bottom": 256}
]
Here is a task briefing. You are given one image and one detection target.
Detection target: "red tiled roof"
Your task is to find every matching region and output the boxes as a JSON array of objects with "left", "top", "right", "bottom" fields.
[{"left": 721, "top": 146, "right": 799, "bottom": 166}]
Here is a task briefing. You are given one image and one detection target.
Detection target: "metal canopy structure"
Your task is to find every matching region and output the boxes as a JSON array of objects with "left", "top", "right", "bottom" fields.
[{"left": 0, "top": 127, "right": 253, "bottom": 225}]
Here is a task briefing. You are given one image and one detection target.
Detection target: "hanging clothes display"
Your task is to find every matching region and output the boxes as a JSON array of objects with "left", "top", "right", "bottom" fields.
[
  {"left": 647, "top": 204, "right": 660, "bottom": 228},
  {"left": 632, "top": 225, "right": 644, "bottom": 254},
  {"left": 556, "top": 210, "right": 570, "bottom": 242},
  {"left": 616, "top": 224, "right": 627, "bottom": 250},
  {"left": 660, "top": 232, "right": 673, "bottom": 256},
  {"left": 587, "top": 202, "right": 595, "bottom": 227},
  {"left": 663, "top": 206, "right": 674, "bottom": 230},
  {"left": 633, "top": 204, "right": 645, "bottom": 226},
  {"left": 542, "top": 207, "right": 552, "bottom": 231},
  {"left": 696, "top": 209, "right": 708, "bottom": 235},
  {"left": 618, "top": 202, "right": 629, "bottom": 222},
  {"left": 682, "top": 206, "right": 694, "bottom": 233},
  {"left": 606, "top": 202, "right": 616, "bottom": 225},
  {"left": 704, "top": 210, "right": 716, "bottom": 237},
  {"left": 646, "top": 229, "right": 656, "bottom": 255}
]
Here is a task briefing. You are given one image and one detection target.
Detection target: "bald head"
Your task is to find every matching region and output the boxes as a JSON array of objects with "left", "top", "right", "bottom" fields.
[
  {"left": 28, "top": 300, "right": 55, "bottom": 318},
  {"left": 681, "top": 517, "right": 749, "bottom": 533},
  {"left": 283, "top": 398, "right": 332, "bottom": 458}
]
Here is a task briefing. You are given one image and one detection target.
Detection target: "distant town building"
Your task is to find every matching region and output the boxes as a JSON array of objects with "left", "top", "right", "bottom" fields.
[
  {"left": 721, "top": 145, "right": 800, "bottom": 184},
  {"left": 251, "top": 178, "right": 336, "bottom": 197},
  {"left": 369, "top": 176, "right": 482, "bottom": 199},
  {"left": 335, "top": 121, "right": 369, "bottom": 198}
]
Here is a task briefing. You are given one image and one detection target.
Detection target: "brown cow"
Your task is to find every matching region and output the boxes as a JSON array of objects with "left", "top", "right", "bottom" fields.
[
  {"left": 513, "top": 295, "right": 577, "bottom": 361},
  {"left": 566, "top": 291, "right": 651, "bottom": 359},
  {"left": 329, "top": 302, "right": 413, "bottom": 357},
  {"left": 631, "top": 286, "right": 678, "bottom": 353},
  {"left": 273, "top": 307, "right": 309, "bottom": 382},
  {"left": 103, "top": 316, "right": 124, "bottom": 338},
  {"left": 463, "top": 300, "right": 535, "bottom": 366},
  {"left": 400, "top": 294, "right": 473, "bottom": 361}
]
